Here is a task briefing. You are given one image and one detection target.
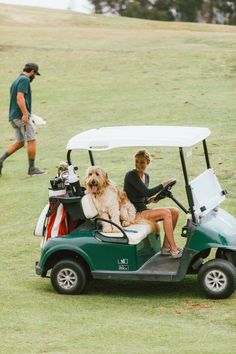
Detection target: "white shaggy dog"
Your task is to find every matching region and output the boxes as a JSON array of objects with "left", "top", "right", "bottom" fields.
[
  {"left": 118, "top": 190, "right": 136, "bottom": 227},
  {"left": 85, "top": 166, "right": 136, "bottom": 232}
]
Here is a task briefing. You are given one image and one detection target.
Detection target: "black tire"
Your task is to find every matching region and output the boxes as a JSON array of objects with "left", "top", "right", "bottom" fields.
[
  {"left": 198, "top": 259, "right": 236, "bottom": 299},
  {"left": 51, "top": 259, "right": 88, "bottom": 295}
]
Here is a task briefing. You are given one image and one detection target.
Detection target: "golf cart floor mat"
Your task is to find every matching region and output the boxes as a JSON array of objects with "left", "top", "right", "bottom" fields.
[{"left": 139, "top": 253, "right": 180, "bottom": 275}]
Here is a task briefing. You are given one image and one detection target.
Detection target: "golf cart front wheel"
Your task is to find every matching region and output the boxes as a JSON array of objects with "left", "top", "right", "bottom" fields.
[
  {"left": 51, "top": 259, "right": 88, "bottom": 295},
  {"left": 198, "top": 259, "right": 236, "bottom": 299}
]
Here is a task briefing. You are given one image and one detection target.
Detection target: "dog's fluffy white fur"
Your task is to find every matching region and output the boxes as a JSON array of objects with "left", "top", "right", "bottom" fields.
[
  {"left": 84, "top": 166, "right": 136, "bottom": 232},
  {"left": 118, "top": 190, "right": 136, "bottom": 227}
]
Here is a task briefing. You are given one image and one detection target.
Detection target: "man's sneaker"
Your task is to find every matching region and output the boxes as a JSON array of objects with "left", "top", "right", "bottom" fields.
[
  {"left": 28, "top": 167, "right": 47, "bottom": 176},
  {"left": 0, "top": 161, "right": 3, "bottom": 176}
]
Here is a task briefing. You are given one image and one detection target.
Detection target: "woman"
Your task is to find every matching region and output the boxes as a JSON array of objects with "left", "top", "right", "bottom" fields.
[{"left": 124, "top": 149, "right": 182, "bottom": 258}]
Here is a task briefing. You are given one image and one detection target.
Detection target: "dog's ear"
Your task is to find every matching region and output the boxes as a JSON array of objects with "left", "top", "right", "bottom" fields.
[
  {"left": 84, "top": 177, "right": 88, "bottom": 188},
  {"left": 84, "top": 167, "right": 90, "bottom": 186},
  {"left": 85, "top": 166, "right": 91, "bottom": 176},
  {"left": 104, "top": 172, "right": 110, "bottom": 187},
  {"left": 119, "top": 190, "right": 128, "bottom": 203}
]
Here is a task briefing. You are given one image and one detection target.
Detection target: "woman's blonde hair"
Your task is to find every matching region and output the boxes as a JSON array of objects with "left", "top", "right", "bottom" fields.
[{"left": 134, "top": 149, "right": 151, "bottom": 164}]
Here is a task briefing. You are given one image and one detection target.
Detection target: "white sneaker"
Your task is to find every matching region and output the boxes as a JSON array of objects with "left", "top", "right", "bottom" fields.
[{"left": 170, "top": 248, "right": 183, "bottom": 259}]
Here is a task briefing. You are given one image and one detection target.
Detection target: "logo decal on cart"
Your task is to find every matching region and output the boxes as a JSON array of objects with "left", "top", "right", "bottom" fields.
[{"left": 118, "top": 258, "right": 129, "bottom": 271}]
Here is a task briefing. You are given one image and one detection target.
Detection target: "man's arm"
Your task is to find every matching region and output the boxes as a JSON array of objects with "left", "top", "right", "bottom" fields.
[{"left": 17, "top": 92, "right": 28, "bottom": 125}]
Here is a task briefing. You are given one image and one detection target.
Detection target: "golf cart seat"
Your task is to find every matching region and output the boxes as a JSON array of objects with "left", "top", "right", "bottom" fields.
[
  {"left": 98, "top": 223, "right": 153, "bottom": 245},
  {"left": 81, "top": 194, "right": 98, "bottom": 219},
  {"left": 81, "top": 194, "right": 153, "bottom": 245}
]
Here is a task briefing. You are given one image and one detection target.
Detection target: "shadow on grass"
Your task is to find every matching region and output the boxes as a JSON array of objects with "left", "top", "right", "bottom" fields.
[
  {"left": 34, "top": 274, "right": 205, "bottom": 299},
  {"left": 88, "top": 277, "right": 202, "bottom": 299}
]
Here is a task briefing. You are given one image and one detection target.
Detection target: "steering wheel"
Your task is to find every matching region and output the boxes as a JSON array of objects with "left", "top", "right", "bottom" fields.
[{"left": 154, "top": 179, "right": 176, "bottom": 201}]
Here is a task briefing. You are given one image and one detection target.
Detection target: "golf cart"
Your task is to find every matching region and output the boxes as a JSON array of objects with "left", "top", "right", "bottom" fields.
[{"left": 35, "top": 126, "right": 236, "bottom": 299}]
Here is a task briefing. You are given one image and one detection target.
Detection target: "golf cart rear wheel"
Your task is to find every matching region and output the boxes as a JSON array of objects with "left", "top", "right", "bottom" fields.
[
  {"left": 198, "top": 259, "right": 236, "bottom": 299},
  {"left": 51, "top": 259, "right": 88, "bottom": 295}
]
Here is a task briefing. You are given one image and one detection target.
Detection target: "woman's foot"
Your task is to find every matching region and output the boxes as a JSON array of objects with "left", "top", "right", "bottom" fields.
[
  {"left": 161, "top": 247, "right": 172, "bottom": 256},
  {"left": 170, "top": 248, "right": 183, "bottom": 259},
  {"left": 161, "top": 247, "right": 183, "bottom": 258}
]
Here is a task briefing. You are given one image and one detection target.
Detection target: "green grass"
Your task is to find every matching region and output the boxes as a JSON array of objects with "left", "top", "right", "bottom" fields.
[{"left": 0, "top": 4, "right": 236, "bottom": 353}]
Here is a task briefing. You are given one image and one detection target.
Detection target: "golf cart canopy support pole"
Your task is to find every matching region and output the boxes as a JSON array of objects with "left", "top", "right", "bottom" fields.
[
  {"left": 88, "top": 150, "right": 95, "bottom": 166},
  {"left": 179, "top": 147, "right": 196, "bottom": 223},
  {"left": 67, "top": 150, "right": 72, "bottom": 165},
  {"left": 203, "top": 139, "right": 211, "bottom": 169},
  {"left": 67, "top": 149, "right": 95, "bottom": 166}
]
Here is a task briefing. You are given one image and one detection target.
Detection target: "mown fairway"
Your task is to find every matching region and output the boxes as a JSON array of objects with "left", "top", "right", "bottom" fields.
[{"left": 0, "top": 4, "right": 236, "bottom": 353}]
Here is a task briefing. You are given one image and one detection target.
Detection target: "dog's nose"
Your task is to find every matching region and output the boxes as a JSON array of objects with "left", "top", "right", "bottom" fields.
[{"left": 91, "top": 179, "right": 97, "bottom": 186}]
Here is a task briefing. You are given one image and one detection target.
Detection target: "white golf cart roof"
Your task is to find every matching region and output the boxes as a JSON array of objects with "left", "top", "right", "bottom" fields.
[{"left": 67, "top": 125, "right": 210, "bottom": 151}]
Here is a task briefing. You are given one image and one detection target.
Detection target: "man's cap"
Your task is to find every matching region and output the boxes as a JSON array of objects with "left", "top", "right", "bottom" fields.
[{"left": 23, "top": 63, "right": 40, "bottom": 75}]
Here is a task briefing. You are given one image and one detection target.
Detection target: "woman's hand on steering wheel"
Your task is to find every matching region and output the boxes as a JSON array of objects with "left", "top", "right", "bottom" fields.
[
  {"left": 162, "top": 180, "right": 171, "bottom": 188},
  {"left": 154, "top": 179, "right": 177, "bottom": 201}
]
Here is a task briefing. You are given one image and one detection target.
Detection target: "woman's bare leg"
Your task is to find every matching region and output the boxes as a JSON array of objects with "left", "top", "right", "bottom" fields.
[
  {"left": 171, "top": 207, "right": 180, "bottom": 229},
  {"left": 140, "top": 209, "right": 178, "bottom": 252},
  {"left": 162, "top": 207, "right": 180, "bottom": 249}
]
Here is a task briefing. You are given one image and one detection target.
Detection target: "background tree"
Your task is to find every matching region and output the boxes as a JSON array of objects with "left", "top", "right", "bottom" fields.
[
  {"left": 174, "top": 0, "right": 204, "bottom": 22},
  {"left": 199, "top": 0, "right": 236, "bottom": 24},
  {"left": 89, "top": 0, "right": 236, "bottom": 24},
  {"left": 124, "top": 0, "right": 174, "bottom": 21},
  {"left": 91, "top": 0, "right": 128, "bottom": 15}
]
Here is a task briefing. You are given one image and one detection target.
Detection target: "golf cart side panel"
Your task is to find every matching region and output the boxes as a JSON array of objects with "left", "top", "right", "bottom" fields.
[
  {"left": 136, "top": 232, "right": 161, "bottom": 268},
  {"left": 80, "top": 232, "right": 160, "bottom": 272},
  {"left": 92, "top": 250, "right": 188, "bottom": 282},
  {"left": 38, "top": 237, "right": 97, "bottom": 271},
  {"left": 187, "top": 208, "right": 236, "bottom": 251},
  {"left": 38, "top": 231, "right": 160, "bottom": 273}
]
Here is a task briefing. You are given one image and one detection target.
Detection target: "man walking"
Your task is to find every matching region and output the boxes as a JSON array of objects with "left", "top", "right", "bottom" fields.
[{"left": 0, "top": 63, "right": 46, "bottom": 176}]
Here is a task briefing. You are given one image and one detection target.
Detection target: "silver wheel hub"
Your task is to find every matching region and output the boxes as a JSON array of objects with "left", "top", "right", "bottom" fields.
[
  {"left": 205, "top": 269, "right": 227, "bottom": 292},
  {"left": 57, "top": 268, "right": 78, "bottom": 290}
]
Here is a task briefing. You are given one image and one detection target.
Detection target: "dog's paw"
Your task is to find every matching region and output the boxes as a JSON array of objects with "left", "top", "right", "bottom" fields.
[
  {"left": 102, "top": 224, "right": 113, "bottom": 233},
  {"left": 111, "top": 226, "right": 121, "bottom": 233},
  {"left": 121, "top": 221, "right": 130, "bottom": 227}
]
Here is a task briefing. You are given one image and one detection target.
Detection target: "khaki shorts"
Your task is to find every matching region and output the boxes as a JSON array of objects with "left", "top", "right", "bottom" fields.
[{"left": 11, "top": 118, "right": 36, "bottom": 142}]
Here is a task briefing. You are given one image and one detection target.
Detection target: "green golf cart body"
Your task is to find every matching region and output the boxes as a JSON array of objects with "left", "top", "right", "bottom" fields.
[{"left": 35, "top": 126, "right": 236, "bottom": 299}]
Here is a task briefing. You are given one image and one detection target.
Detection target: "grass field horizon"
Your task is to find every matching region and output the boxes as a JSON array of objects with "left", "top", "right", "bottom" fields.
[{"left": 0, "top": 4, "right": 236, "bottom": 353}]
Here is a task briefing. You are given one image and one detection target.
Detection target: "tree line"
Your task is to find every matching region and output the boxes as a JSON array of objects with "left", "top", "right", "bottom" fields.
[{"left": 89, "top": 0, "right": 236, "bottom": 25}]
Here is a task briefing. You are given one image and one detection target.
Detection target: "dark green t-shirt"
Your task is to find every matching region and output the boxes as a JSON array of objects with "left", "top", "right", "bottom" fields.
[{"left": 9, "top": 74, "right": 31, "bottom": 121}]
